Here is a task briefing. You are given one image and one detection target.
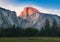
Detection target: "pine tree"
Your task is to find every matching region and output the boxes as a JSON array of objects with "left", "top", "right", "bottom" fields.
[
  {"left": 25, "top": 27, "right": 38, "bottom": 37},
  {"left": 39, "top": 27, "right": 45, "bottom": 36},
  {"left": 44, "top": 18, "right": 50, "bottom": 36},
  {"left": 51, "top": 19, "right": 58, "bottom": 36}
]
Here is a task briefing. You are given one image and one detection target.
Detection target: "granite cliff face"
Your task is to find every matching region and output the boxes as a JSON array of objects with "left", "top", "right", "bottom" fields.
[
  {"left": 19, "top": 7, "right": 60, "bottom": 29},
  {"left": 0, "top": 7, "right": 18, "bottom": 28},
  {"left": 0, "top": 7, "right": 60, "bottom": 29}
]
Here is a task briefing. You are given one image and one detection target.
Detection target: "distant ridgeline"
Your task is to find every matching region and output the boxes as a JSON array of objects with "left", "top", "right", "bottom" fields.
[{"left": 0, "top": 7, "right": 60, "bottom": 37}]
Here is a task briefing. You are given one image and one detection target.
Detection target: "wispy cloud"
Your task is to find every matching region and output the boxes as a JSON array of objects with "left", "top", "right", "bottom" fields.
[
  {"left": 31, "top": 6, "right": 60, "bottom": 16},
  {"left": 0, "top": 0, "right": 60, "bottom": 16},
  {"left": 0, "top": 0, "right": 25, "bottom": 16}
]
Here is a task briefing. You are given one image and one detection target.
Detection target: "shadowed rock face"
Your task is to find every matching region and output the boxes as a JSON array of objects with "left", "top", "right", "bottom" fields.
[
  {"left": 0, "top": 7, "right": 18, "bottom": 28},
  {"left": 20, "top": 7, "right": 39, "bottom": 17}
]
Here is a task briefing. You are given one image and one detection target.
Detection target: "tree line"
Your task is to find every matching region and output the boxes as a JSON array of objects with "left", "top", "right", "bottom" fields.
[{"left": 0, "top": 18, "right": 60, "bottom": 37}]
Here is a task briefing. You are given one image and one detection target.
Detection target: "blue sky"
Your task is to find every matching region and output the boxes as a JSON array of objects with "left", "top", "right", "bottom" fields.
[
  {"left": 0, "top": 0, "right": 60, "bottom": 16},
  {"left": 7, "top": 0, "right": 60, "bottom": 9}
]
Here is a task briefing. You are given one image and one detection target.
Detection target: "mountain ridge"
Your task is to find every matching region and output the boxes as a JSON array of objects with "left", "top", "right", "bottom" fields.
[{"left": 0, "top": 7, "right": 60, "bottom": 29}]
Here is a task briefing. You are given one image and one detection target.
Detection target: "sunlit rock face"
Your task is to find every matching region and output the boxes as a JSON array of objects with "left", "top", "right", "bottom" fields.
[{"left": 20, "top": 7, "right": 39, "bottom": 19}]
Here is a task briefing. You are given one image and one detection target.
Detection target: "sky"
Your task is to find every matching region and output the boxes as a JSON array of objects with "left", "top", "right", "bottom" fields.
[{"left": 0, "top": 0, "right": 60, "bottom": 16}]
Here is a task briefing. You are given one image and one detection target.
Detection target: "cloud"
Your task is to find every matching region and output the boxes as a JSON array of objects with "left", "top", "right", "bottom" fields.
[
  {"left": 32, "top": 6, "right": 60, "bottom": 16},
  {"left": 46, "top": 9, "right": 60, "bottom": 16},
  {"left": 0, "top": 0, "right": 8, "bottom": 3},
  {"left": 0, "top": 0, "right": 24, "bottom": 16},
  {"left": 0, "top": 0, "right": 3, "bottom": 1},
  {"left": 0, "top": 1, "right": 60, "bottom": 16}
]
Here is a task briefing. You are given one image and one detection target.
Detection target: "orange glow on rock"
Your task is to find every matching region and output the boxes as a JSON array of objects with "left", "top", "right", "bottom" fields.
[{"left": 20, "top": 7, "right": 39, "bottom": 17}]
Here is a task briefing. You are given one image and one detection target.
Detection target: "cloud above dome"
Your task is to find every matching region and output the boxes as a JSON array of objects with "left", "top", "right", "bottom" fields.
[{"left": 0, "top": 0, "right": 60, "bottom": 16}]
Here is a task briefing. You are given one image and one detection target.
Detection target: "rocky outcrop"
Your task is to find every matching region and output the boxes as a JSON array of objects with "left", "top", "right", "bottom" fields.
[
  {"left": 0, "top": 7, "right": 18, "bottom": 28},
  {"left": 20, "top": 7, "right": 39, "bottom": 19}
]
